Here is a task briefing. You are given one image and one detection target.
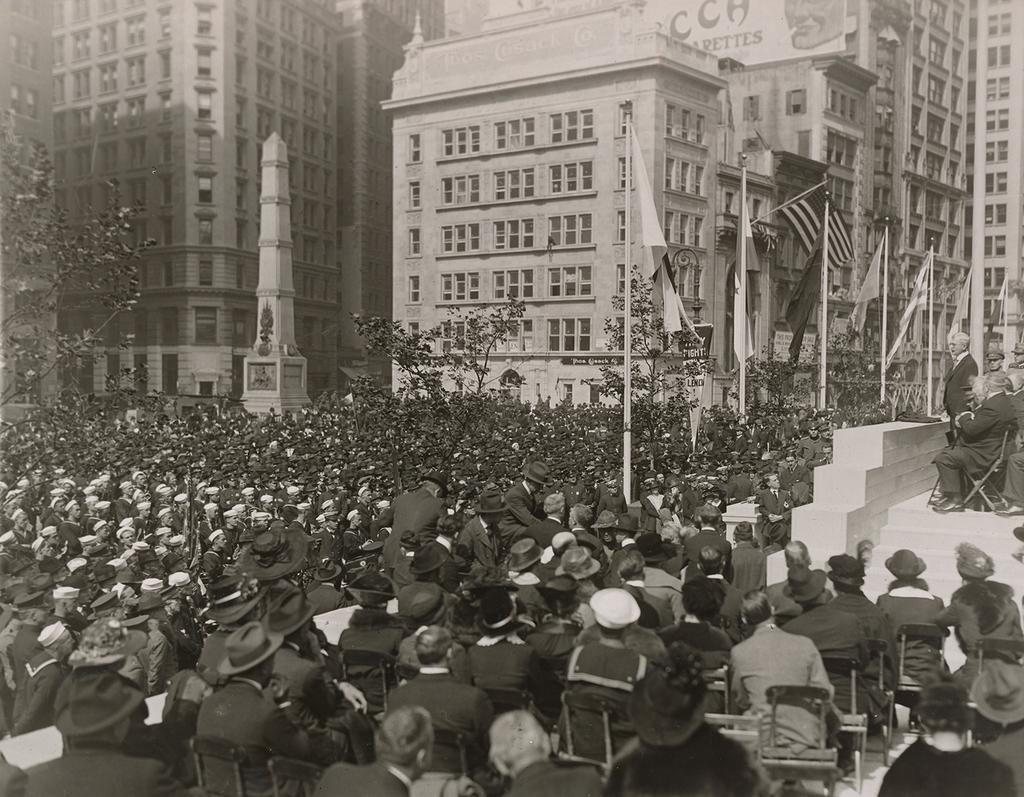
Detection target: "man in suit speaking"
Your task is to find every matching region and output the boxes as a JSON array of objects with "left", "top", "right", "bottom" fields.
[{"left": 943, "top": 332, "right": 978, "bottom": 429}]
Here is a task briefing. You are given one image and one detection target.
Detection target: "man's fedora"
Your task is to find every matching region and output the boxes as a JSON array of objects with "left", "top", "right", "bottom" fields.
[
  {"left": 508, "top": 539, "right": 543, "bottom": 572},
  {"left": 217, "top": 621, "right": 284, "bottom": 676},
  {"left": 477, "top": 489, "right": 506, "bottom": 515},
  {"left": 523, "top": 461, "right": 552, "bottom": 485},
  {"left": 266, "top": 588, "right": 317, "bottom": 637}
]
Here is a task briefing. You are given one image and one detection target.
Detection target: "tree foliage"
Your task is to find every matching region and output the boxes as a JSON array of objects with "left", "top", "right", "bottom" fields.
[
  {"left": 599, "top": 266, "right": 712, "bottom": 470},
  {"left": 0, "top": 121, "right": 152, "bottom": 406},
  {"left": 353, "top": 299, "right": 526, "bottom": 487}
]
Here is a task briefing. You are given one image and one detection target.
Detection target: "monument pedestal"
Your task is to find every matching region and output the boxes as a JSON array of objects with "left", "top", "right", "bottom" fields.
[{"left": 241, "top": 354, "right": 310, "bottom": 414}]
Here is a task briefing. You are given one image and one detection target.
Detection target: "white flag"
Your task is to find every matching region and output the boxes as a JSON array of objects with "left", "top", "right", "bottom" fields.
[
  {"left": 630, "top": 123, "right": 667, "bottom": 277},
  {"left": 886, "top": 252, "right": 931, "bottom": 369},
  {"left": 948, "top": 263, "right": 972, "bottom": 339},
  {"left": 850, "top": 238, "right": 883, "bottom": 332}
]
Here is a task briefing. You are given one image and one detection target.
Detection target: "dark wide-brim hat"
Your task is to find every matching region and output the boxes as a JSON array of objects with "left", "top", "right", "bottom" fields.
[
  {"left": 346, "top": 572, "right": 396, "bottom": 605},
  {"left": 614, "top": 513, "right": 640, "bottom": 536},
  {"left": 508, "top": 538, "right": 543, "bottom": 572},
  {"left": 885, "top": 549, "right": 927, "bottom": 580},
  {"left": 523, "top": 460, "right": 552, "bottom": 485},
  {"left": 478, "top": 587, "right": 521, "bottom": 634},
  {"left": 635, "top": 533, "right": 669, "bottom": 563},
  {"left": 786, "top": 566, "right": 828, "bottom": 604},
  {"left": 236, "top": 528, "right": 309, "bottom": 581},
  {"left": 206, "top": 582, "right": 267, "bottom": 625},
  {"left": 628, "top": 653, "right": 705, "bottom": 747},
  {"left": 55, "top": 669, "right": 145, "bottom": 737},
  {"left": 410, "top": 542, "right": 448, "bottom": 576},
  {"left": 477, "top": 489, "right": 506, "bottom": 515},
  {"left": 218, "top": 621, "right": 284, "bottom": 676},
  {"left": 397, "top": 581, "right": 446, "bottom": 624},
  {"left": 827, "top": 554, "right": 866, "bottom": 586},
  {"left": 266, "top": 588, "right": 317, "bottom": 637}
]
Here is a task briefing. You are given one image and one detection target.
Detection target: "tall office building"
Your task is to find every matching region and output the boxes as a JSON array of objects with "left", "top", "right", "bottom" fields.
[
  {"left": 968, "top": 0, "right": 1022, "bottom": 353},
  {"left": 2, "top": 0, "right": 55, "bottom": 413},
  {"left": 334, "top": 0, "right": 445, "bottom": 381},
  {"left": 384, "top": 4, "right": 725, "bottom": 403},
  {"left": 50, "top": 0, "right": 341, "bottom": 401}
]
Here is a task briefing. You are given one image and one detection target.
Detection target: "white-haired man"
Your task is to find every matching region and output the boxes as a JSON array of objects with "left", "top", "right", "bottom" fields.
[{"left": 943, "top": 332, "right": 978, "bottom": 431}]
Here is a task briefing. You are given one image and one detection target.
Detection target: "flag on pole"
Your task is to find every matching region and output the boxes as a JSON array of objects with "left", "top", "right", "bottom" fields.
[
  {"left": 949, "top": 263, "right": 972, "bottom": 339},
  {"left": 785, "top": 230, "right": 824, "bottom": 361},
  {"left": 629, "top": 123, "right": 666, "bottom": 277},
  {"left": 988, "top": 276, "right": 1007, "bottom": 331},
  {"left": 733, "top": 199, "right": 758, "bottom": 363},
  {"left": 655, "top": 254, "right": 699, "bottom": 339},
  {"left": 850, "top": 237, "right": 883, "bottom": 332},
  {"left": 886, "top": 253, "right": 931, "bottom": 369},
  {"left": 780, "top": 183, "right": 855, "bottom": 270}
]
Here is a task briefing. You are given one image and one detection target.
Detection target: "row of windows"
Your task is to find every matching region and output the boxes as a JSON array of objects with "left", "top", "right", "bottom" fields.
[
  {"left": 407, "top": 110, "right": 598, "bottom": 163},
  {"left": 407, "top": 214, "right": 597, "bottom": 256},
  {"left": 664, "top": 103, "right": 709, "bottom": 144},
  {"left": 55, "top": 2, "right": 205, "bottom": 36},
  {"left": 424, "top": 265, "right": 596, "bottom": 303},
  {"left": 425, "top": 317, "right": 594, "bottom": 354},
  {"left": 57, "top": 54, "right": 157, "bottom": 101}
]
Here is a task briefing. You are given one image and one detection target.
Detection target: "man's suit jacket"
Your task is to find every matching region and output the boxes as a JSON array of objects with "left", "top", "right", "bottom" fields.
[
  {"left": 387, "top": 672, "right": 494, "bottom": 773},
  {"left": 954, "top": 391, "right": 1018, "bottom": 471},
  {"left": 26, "top": 750, "right": 189, "bottom": 797},
  {"left": 730, "top": 625, "right": 833, "bottom": 754},
  {"left": 755, "top": 489, "right": 792, "bottom": 547},
  {"left": 314, "top": 762, "right": 407, "bottom": 797},
  {"left": 457, "top": 515, "right": 504, "bottom": 569},
  {"left": 944, "top": 354, "right": 979, "bottom": 418},
  {"left": 383, "top": 487, "right": 444, "bottom": 570},
  {"left": 499, "top": 482, "right": 543, "bottom": 540},
  {"left": 506, "top": 759, "right": 604, "bottom": 797},
  {"left": 523, "top": 517, "right": 564, "bottom": 547},
  {"left": 196, "top": 678, "right": 311, "bottom": 761}
]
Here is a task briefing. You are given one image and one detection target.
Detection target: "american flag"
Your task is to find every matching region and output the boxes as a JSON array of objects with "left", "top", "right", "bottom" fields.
[{"left": 780, "top": 184, "right": 855, "bottom": 269}]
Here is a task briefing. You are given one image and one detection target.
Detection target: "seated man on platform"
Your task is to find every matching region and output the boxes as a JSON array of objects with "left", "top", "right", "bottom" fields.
[{"left": 931, "top": 372, "right": 1017, "bottom": 513}]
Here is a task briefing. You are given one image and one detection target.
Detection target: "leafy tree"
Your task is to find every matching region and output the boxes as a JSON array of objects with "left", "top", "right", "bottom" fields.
[
  {"left": 599, "top": 266, "right": 712, "bottom": 471},
  {"left": 354, "top": 299, "right": 526, "bottom": 486},
  {"left": 0, "top": 120, "right": 152, "bottom": 407}
]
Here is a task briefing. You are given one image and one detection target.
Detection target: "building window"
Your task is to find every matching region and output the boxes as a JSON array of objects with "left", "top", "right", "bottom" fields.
[
  {"left": 984, "top": 235, "right": 1007, "bottom": 257},
  {"left": 197, "top": 91, "right": 212, "bottom": 120},
  {"left": 158, "top": 7, "right": 171, "bottom": 38},
  {"left": 986, "top": 109, "right": 1010, "bottom": 131},
  {"left": 408, "top": 133, "right": 421, "bottom": 163},
  {"left": 161, "top": 174, "right": 172, "bottom": 204},
  {"left": 440, "top": 272, "right": 480, "bottom": 302},
  {"left": 493, "top": 219, "right": 535, "bottom": 250},
  {"left": 549, "top": 162, "right": 593, "bottom": 194},
  {"left": 197, "top": 133, "right": 213, "bottom": 161},
  {"left": 441, "top": 174, "right": 481, "bottom": 205},
  {"left": 664, "top": 158, "right": 691, "bottom": 192},
  {"left": 441, "top": 126, "right": 480, "bottom": 157},
  {"left": 987, "top": 45, "right": 1011, "bottom": 67},
  {"left": 440, "top": 223, "right": 480, "bottom": 253},
  {"left": 549, "top": 109, "right": 593, "bottom": 143},
  {"left": 986, "top": 140, "right": 1009, "bottom": 163},
  {"left": 547, "top": 318, "right": 591, "bottom": 352},
  {"left": 195, "top": 307, "right": 218, "bottom": 344},
  {"left": 826, "top": 130, "right": 857, "bottom": 168},
  {"left": 665, "top": 103, "right": 693, "bottom": 140},
  {"left": 409, "top": 181, "right": 421, "bottom": 208},
  {"left": 72, "top": 69, "right": 90, "bottom": 100},
  {"left": 198, "top": 259, "right": 213, "bottom": 286},
  {"left": 198, "top": 218, "right": 213, "bottom": 244},
  {"left": 494, "top": 118, "right": 535, "bottom": 150},
  {"left": 126, "top": 15, "right": 145, "bottom": 45},
  {"left": 161, "top": 307, "right": 179, "bottom": 344},
  {"left": 548, "top": 214, "right": 593, "bottom": 246},
  {"left": 126, "top": 55, "right": 145, "bottom": 86},
  {"left": 786, "top": 89, "right": 806, "bottom": 115},
  {"left": 196, "top": 5, "right": 213, "bottom": 35},
  {"left": 493, "top": 269, "right": 534, "bottom": 300},
  {"left": 197, "top": 47, "right": 212, "bottom": 77},
  {"left": 128, "top": 137, "right": 146, "bottom": 167},
  {"left": 97, "top": 62, "right": 117, "bottom": 93},
  {"left": 502, "top": 319, "right": 534, "bottom": 352},
  {"left": 617, "top": 210, "right": 626, "bottom": 242},
  {"left": 197, "top": 176, "right": 213, "bottom": 204},
  {"left": 408, "top": 228, "right": 421, "bottom": 256},
  {"left": 408, "top": 275, "right": 420, "bottom": 303},
  {"left": 548, "top": 265, "right": 592, "bottom": 297},
  {"left": 72, "top": 31, "right": 90, "bottom": 60},
  {"left": 494, "top": 168, "right": 535, "bottom": 201}
]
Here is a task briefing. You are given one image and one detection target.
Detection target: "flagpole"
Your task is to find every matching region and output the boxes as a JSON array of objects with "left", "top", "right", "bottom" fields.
[
  {"left": 881, "top": 220, "right": 889, "bottom": 404},
  {"left": 927, "top": 240, "right": 935, "bottom": 416},
  {"left": 623, "top": 104, "right": 633, "bottom": 504},
  {"left": 753, "top": 177, "right": 829, "bottom": 224},
  {"left": 738, "top": 157, "right": 748, "bottom": 416},
  {"left": 820, "top": 196, "right": 830, "bottom": 409}
]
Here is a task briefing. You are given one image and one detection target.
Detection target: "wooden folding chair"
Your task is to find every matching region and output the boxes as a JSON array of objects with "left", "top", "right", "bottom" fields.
[
  {"left": 889, "top": 623, "right": 946, "bottom": 750},
  {"left": 268, "top": 757, "right": 323, "bottom": 797},
  {"left": 431, "top": 728, "right": 470, "bottom": 776},
  {"left": 192, "top": 735, "right": 263, "bottom": 797},
  {"left": 762, "top": 685, "right": 839, "bottom": 797},
  {"left": 339, "top": 648, "right": 396, "bottom": 713},
  {"left": 703, "top": 665, "right": 731, "bottom": 714},
  {"left": 978, "top": 637, "right": 1024, "bottom": 673},
  {"left": 560, "top": 691, "right": 622, "bottom": 769},
  {"left": 865, "top": 638, "right": 894, "bottom": 764},
  {"left": 705, "top": 712, "right": 761, "bottom": 761},
  {"left": 961, "top": 431, "right": 1010, "bottom": 511},
  {"left": 821, "top": 656, "right": 868, "bottom": 792}
]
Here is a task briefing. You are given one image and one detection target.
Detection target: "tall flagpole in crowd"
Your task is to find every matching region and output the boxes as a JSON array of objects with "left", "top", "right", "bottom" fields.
[
  {"left": 622, "top": 102, "right": 633, "bottom": 503},
  {"left": 820, "top": 195, "right": 830, "bottom": 408},
  {"left": 927, "top": 239, "right": 935, "bottom": 416},
  {"left": 737, "top": 158, "right": 748, "bottom": 416},
  {"left": 880, "top": 220, "right": 889, "bottom": 403}
]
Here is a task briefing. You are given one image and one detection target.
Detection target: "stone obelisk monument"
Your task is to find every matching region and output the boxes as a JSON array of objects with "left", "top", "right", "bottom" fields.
[{"left": 241, "top": 133, "right": 310, "bottom": 414}]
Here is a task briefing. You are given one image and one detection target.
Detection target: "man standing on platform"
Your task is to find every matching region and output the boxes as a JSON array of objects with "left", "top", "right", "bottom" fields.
[
  {"left": 933, "top": 373, "right": 1017, "bottom": 513},
  {"left": 756, "top": 473, "right": 792, "bottom": 551},
  {"left": 943, "top": 332, "right": 978, "bottom": 431},
  {"left": 382, "top": 471, "right": 446, "bottom": 573}
]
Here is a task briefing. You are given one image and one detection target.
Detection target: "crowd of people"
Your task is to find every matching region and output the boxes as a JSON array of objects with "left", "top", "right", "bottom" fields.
[{"left": 0, "top": 394, "right": 1019, "bottom": 797}]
